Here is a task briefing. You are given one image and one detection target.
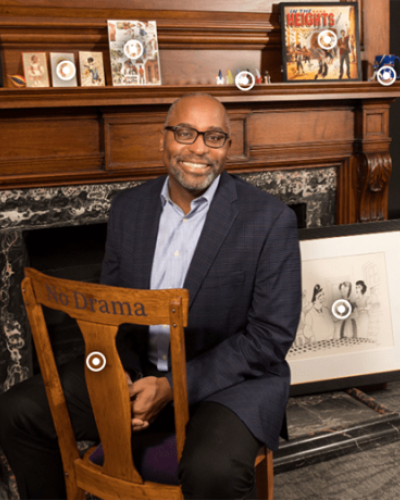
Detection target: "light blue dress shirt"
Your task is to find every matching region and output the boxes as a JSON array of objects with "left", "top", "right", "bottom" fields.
[{"left": 149, "top": 175, "right": 221, "bottom": 371}]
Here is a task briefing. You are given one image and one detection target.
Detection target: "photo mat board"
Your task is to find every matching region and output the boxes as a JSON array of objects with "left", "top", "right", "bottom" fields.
[
  {"left": 22, "top": 52, "right": 50, "bottom": 88},
  {"left": 280, "top": 2, "right": 362, "bottom": 82},
  {"left": 289, "top": 221, "right": 400, "bottom": 395},
  {"left": 107, "top": 20, "right": 161, "bottom": 86}
]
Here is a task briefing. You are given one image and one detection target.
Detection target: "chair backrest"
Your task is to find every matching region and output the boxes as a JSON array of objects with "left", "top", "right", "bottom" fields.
[{"left": 22, "top": 267, "right": 190, "bottom": 500}]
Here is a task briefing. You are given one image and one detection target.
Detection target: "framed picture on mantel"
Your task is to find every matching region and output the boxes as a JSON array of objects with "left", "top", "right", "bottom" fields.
[
  {"left": 280, "top": 2, "right": 362, "bottom": 82},
  {"left": 289, "top": 221, "right": 400, "bottom": 396}
]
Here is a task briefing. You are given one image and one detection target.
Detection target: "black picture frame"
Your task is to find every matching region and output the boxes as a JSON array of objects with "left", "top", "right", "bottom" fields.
[
  {"left": 280, "top": 2, "right": 362, "bottom": 83},
  {"left": 290, "top": 220, "right": 400, "bottom": 397}
]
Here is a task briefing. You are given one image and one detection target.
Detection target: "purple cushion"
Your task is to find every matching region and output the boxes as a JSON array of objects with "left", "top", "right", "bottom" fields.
[{"left": 89, "top": 432, "right": 179, "bottom": 485}]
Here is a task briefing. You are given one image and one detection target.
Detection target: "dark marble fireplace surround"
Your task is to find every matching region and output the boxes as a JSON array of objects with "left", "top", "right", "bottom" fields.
[{"left": 0, "top": 168, "right": 336, "bottom": 393}]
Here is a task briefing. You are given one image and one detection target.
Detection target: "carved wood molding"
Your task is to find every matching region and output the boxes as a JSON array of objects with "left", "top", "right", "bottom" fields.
[
  {"left": 0, "top": 24, "right": 277, "bottom": 51},
  {"left": 358, "top": 152, "right": 392, "bottom": 222}
]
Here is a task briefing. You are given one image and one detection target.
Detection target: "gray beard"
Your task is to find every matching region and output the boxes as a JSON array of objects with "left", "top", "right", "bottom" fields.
[{"left": 169, "top": 164, "right": 219, "bottom": 192}]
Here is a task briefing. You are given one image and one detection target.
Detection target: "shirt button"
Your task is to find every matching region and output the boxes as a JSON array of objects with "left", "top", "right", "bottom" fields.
[
  {"left": 183, "top": 218, "right": 188, "bottom": 223},
  {"left": 162, "top": 354, "right": 167, "bottom": 360},
  {"left": 174, "top": 250, "right": 179, "bottom": 257}
]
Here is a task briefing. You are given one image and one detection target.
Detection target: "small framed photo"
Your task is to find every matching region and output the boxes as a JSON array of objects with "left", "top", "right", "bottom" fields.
[
  {"left": 22, "top": 52, "right": 50, "bottom": 88},
  {"left": 50, "top": 53, "right": 77, "bottom": 87},
  {"left": 79, "top": 52, "right": 106, "bottom": 87},
  {"left": 280, "top": 2, "right": 362, "bottom": 82},
  {"left": 290, "top": 221, "right": 400, "bottom": 395}
]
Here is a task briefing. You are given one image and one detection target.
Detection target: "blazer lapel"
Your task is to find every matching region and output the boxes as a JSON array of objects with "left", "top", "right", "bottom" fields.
[
  {"left": 184, "top": 171, "right": 239, "bottom": 308},
  {"left": 131, "top": 176, "right": 165, "bottom": 290}
]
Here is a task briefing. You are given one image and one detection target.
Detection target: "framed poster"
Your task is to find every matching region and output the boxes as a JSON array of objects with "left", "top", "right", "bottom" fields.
[
  {"left": 290, "top": 221, "right": 400, "bottom": 396},
  {"left": 280, "top": 2, "right": 362, "bottom": 82},
  {"left": 22, "top": 52, "right": 50, "bottom": 88},
  {"left": 107, "top": 20, "right": 161, "bottom": 86}
]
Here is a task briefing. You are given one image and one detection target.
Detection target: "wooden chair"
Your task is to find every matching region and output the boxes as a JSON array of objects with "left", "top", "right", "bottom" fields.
[{"left": 21, "top": 267, "right": 274, "bottom": 500}]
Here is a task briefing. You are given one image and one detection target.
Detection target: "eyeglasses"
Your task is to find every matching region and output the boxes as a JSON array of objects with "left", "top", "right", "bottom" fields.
[{"left": 164, "top": 126, "right": 229, "bottom": 149}]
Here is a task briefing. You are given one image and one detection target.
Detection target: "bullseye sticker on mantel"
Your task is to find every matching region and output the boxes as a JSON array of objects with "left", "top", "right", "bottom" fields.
[
  {"left": 235, "top": 71, "right": 255, "bottom": 91},
  {"left": 86, "top": 351, "right": 107, "bottom": 372},
  {"left": 377, "top": 65, "right": 397, "bottom": 86}
]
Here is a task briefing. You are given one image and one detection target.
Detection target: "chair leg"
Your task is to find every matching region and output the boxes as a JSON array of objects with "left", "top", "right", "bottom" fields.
[{"left": 255, "top": 446, "right": 274, "bottom": 500}]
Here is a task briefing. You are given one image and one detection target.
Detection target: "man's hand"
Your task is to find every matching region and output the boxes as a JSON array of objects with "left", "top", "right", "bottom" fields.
[{"left": 128, "top": 376, "right": 173, "bottom": 432}]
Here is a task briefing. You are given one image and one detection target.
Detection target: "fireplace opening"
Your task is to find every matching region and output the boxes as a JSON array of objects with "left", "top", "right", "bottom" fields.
[{"left": 24, "top": 223, "right": 107, "bottom": 372}]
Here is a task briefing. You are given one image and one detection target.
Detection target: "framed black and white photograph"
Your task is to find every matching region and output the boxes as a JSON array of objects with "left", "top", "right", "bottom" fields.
[
  {"left": 280, "top": 2, "right": 362, "bottom": 82},
  {"left": 290, "top": 221, "right": 400, "bottom": 395}
]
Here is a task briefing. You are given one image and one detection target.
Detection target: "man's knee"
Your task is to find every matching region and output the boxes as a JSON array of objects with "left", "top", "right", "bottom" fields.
[
  {"left": 0, "top": 384, "right": 37, "bottom": 440},
  {"left": 0, "top": 376, "right": 54, "bottom": 446},
  {"left": 178, "top": 444, "right": 255, "bottom": 499}
]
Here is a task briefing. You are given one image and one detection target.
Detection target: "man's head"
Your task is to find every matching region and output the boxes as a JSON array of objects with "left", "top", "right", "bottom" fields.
[
  {"left": 160, "top": 93, "right": 231, "bottom": 200},
  {"left": 341, "top": 30, "right": 346, "bottom": 37}
]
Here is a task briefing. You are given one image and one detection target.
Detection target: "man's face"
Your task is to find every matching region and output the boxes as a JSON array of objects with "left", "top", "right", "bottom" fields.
[{"left": 161, "top": 96, "right": 231, "bottom": 196}]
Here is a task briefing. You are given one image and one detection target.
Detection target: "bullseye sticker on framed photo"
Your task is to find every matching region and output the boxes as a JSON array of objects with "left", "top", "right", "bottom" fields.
[
  {"left": 280, "top": 2, "right": 361, "bottom": 82},
  {"left": 50, "top": 53, "right": 77, "bottom": 87},
  {"left": 107, "top": 20, "right": 161, "bottom": 86},
  {"left": 289, "top": 221, "right": 400, "bottom": 394}
]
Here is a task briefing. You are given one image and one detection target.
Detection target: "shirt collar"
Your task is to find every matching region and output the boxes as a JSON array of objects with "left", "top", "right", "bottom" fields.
[{"left": 160, "top": 174, "right": 221, "bottom": 208}]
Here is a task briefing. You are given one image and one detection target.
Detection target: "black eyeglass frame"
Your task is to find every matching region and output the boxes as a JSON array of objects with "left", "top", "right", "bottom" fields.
[{"left": 164, "top": 125, "right": 230, "bottom": 149}]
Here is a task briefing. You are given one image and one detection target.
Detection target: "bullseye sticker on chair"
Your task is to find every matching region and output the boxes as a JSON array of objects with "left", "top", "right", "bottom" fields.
[{"left": 86, "top": 351, "right": 107, "bottom": 372}]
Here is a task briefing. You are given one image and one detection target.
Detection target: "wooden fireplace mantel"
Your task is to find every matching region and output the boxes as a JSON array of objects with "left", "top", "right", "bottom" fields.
[{"left": 0, "top": 0, "right": 396, "bottom": 224}]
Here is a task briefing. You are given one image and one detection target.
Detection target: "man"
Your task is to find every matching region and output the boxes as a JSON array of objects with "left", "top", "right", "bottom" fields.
[
  {"left": 0, "top": 94, "right": 301, "bottom": 499},
  {"left": 338, "top": 29, "right": 351, "bottom": 79}
]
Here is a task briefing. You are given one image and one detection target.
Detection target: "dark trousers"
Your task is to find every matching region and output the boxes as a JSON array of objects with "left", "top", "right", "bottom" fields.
[{"left": 0, "top": 356, "right": 261, "bottom": 500}]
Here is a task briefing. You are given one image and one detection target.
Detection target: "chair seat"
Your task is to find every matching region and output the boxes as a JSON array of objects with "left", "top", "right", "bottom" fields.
[{"left": 89, "top": 432, "right": 180, "bottom": 486}]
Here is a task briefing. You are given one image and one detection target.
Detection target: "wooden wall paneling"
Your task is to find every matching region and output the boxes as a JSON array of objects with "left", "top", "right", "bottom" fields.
[
  {"left": 246, "top": 105, "right": 355, "bottom": 165},
  {"left": 104, "top": 112, "right": 165, "bottom": 172},
  {"left": 0, "top": 109, "right": 104, "bottom": 185},
  {"left": 361, "top": 0, "right": 390, "bottom": 78}
]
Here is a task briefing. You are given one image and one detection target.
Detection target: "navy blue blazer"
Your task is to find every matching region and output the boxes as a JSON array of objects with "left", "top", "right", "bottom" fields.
[{"left": 101, "top": 171, "right": 301, "bottom": 450}]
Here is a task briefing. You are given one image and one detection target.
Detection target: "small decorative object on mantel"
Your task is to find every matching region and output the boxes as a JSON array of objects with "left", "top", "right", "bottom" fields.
[
  {"left": 280, "top": 2, "right": 361, "bottom": 82},
  {"left": 216, "top": 69, "right": 224, "bottom": 84},
  {"left": 255, "top": 68, "right": 263, "bottom": 84},
  {"left": 264, "top": 71, "right": 271, "bottom": 84},
  {"left": 235, "top": 70, "right": 255, "bottom": 91},
  {"left": 107, "top": 20, "right": 161, "bottom": 86},
  {"left": 226, "top": 70, "right": 234, "bottom": 84},
  {"left": 79, "top": 52, "right": 106, "bottom": 87},
  {"left": 22, "top": 52, "right": 50, "bottom": 87},
  {"left": 50, "top": 53, "right": 77, "bottom": 87},
  {"left": 7, "top": 75, "right": 26, "bottom": 88},
  {"left": 369, "top": 55, "right": 400, "bottom": 86}
]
